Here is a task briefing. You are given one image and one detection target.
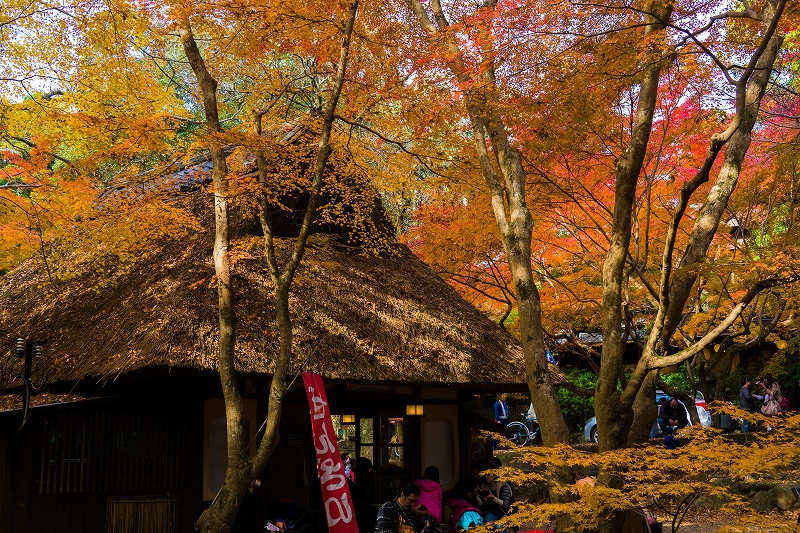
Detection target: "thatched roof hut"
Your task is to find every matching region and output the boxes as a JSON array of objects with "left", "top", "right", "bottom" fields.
[
  {"left": 0, "top": 154, "right": 525, "bottom": 396},
  {"left": 0, "top": 135, "right": 535, "bottom": 533}
]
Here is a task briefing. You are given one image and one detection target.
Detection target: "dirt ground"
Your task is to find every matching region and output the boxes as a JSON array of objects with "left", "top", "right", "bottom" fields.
[
  {"left": 522, "top": 508, "right": 800, "bottom": 532},
  {"left": 655, "top": 507, "right": 800, "bottom": 532},
  {"left": 520, "top": 509, "right": 800, "bottom": 533}
]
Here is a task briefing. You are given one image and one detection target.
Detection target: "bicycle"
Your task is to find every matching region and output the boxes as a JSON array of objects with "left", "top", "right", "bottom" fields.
[{"left": 507, "top": 415, "right": 541, "bottom": 446}]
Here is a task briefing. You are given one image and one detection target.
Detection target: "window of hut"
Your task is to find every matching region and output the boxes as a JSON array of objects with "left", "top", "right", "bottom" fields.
[
  {"left": 378, "top": 417, "right": 411, "bottom": 500},
  {"left": 332, "top": 415, "right": 356, "bottom": 459},
  {"left": 333, "top": 415, "right": 418, "bottom": 502}
]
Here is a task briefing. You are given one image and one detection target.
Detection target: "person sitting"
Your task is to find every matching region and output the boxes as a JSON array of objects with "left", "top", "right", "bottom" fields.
[
  {"left": 475, "top": 471, "right": 513, "bottom": 523},
  {"left": 452, "top": 460, "right": 483, "bottom": 507},
  {"left": 344, "top": 457, "right": 355, "bottom": 482},
  {"left": 445, "top": 490, "right": 483, "bottom": 533},
  {"left": 415, "top": 466, "right": 443, "bottom": 524},
  {"left": 657, "top": 398, "right": 688, "bottom": 435},
  {"left": 375, "top": 483, "right": 420, "bottom": 533}
]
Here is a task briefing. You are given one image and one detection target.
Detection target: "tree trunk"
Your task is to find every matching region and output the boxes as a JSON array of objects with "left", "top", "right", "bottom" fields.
[
  {"left": 658, "top": 0, "right": 787, "bottom": 345},
  {"left": 596, "top": 0, "right": 674, "bottom": 453},
  {"left": 596, "top": 0, "right": 786, "bottom": 456},
  {"left": 179, "top": 22, "right": 251, "bottom": 533},
  {"left": 405, "top": 0, "right": 570, "bottom": 448},
  {"left": 250, "top": 0, "right": 359, "bottom": 479},
  {"left": 180, "top": 1, "right": 358, "bottom": 527},
  {"left": 612, "top": 0, "right": 788, "bottom": 453},
  {"left": 627, "top": 371, "right": 659, "bottom": 444}
]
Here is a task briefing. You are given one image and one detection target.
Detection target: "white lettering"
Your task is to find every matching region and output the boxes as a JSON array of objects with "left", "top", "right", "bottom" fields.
[
  {"left": 309, "top": 390, "right": 328, "bottom": 420},
  {"left": 325, "top": 493, "right": 353, "bottom": 526},
  {"left": 319, "top": 457, "right": 346, "bottom": 490},
  {"left": 314, "top": 426, "right": 336, "bottom": 454}
]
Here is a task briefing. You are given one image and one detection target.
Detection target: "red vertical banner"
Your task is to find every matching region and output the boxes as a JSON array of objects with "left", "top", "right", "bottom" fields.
[{"left": 303, "top": 372, "right": 358, "bottom": 533}]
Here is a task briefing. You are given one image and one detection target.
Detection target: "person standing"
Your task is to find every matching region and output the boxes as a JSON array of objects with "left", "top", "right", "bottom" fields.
[
  {"left": 494, "top": 394, "right": 510, "bottom": 427},
  {"left": 739, "top": 377, "right": 762, "bottom": 433},
  {"left": 351, "top": 457, "right": 375, "bottom": 533},
  {"left": 759, "top": 374, "right": 783, "bottom": 416},
  {"left": 493, "top": 394, "right": 509, "bottom": 450}
]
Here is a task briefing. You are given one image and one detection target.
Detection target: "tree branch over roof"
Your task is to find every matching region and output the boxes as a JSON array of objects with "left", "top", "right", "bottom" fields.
[{"left": 334, "top": 113, "right": 456, "bottom": 178}]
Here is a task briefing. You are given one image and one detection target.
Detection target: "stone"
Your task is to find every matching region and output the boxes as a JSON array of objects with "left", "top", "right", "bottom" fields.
[
  {"left": 736, "top": 480, "right": 774, "bottom": 494},
  {"left": 711, "top": 477, "right": 741, "bottom": 494},
  {"left": 694, "top": 494, "right": 727, "bottom": 510},
  {"left": 773, "top": 484, "right": 798, "bottom": 511},
  {"left": 750, "top": 490, "right": 776, "bottom": 512},
  {"left": 710, "top": 477, "right": 733, "bottom": 487}
]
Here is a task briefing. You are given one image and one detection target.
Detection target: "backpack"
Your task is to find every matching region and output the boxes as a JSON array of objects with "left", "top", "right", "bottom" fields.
[{"left": 779, "top": 396, "right": 789, "bottom": 410}]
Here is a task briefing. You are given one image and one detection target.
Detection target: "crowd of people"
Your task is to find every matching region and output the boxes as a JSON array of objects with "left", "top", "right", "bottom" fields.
[
  {"left": 374, "top": 459, "right": 514, "bottom": 533},
  {"left": 739, "top": 373, "right": 787, "bottom": 432},
  {"left": 655, "top": 372, "right": 788, "bottom": 441},
  {"left": 228, "top": 382, "right": 791, "bottom": 533}
]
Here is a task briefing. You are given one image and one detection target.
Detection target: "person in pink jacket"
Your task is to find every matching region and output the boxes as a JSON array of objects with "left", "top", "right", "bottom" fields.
[
  {"left": 414, "top": 466, "right": 443, "bottom": 524},
  {"left": 445, "top": 494, "right": 483, "bottom": 531}
]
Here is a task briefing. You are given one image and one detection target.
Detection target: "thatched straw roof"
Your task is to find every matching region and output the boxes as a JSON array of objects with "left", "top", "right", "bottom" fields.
[
  {"left": 0, "top": 168, "right": 525, "bottom": 391},
  {"left": 0, "top": 392, "right": 87, "bottom": 412}
]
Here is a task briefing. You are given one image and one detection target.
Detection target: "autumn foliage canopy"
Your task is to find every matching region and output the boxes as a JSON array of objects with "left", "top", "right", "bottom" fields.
[{"left": 2, "top": 0, "right": 800, "bottom": 529}]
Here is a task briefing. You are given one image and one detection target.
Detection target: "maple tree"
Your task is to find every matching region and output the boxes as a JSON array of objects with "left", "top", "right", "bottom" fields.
[
  {"left": 2, "top": 1, "right": 372, "bottom": 531},
  {"left": 391, "top": 5, "right": 799, "bottom": 529},
  {"left": 174, "top": 1, "right": 364, "bottom": 530},
  {"left": 495, "top": 409, "right": 800, "bottom": 533},
  {"left": 0, "top": 0, "right": 199, "bottom": 277},
  {"left": 401, "top": 0, "right": 572, "bottom": 448},
  {"left": 591, "top": 0, "right": 795, "bottom": 456},
  {"left": 404, "top": 189, "right": 518, "bottom": 328},
  {"left": 3, "top": 0, "right": 800, "bottom": 531},
  {"left": 394, "top": 0, "right": 797, "bottom": 441}
]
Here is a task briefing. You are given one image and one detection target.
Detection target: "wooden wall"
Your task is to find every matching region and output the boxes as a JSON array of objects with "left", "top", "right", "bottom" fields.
[{"left": 0, "top": 397, "right": 203, "bottom": 533}]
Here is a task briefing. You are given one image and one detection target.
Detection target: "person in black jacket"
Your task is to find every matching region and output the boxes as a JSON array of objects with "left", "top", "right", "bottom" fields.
[
  {"left": 350, "top": 457, "right": 376, "bottom": 533},
  {"left": 657, "top": 398, "right": 688, "bottom": 435},
  {"left": 375, "top": 483, "right": 420, "bottom": 533}
]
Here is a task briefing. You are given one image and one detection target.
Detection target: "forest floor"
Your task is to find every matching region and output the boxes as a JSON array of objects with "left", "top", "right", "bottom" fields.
[
  {"left": 518, "top": 507, "right": 800, "bottom": 533},
  {"left": 656, "top": 507, "right": 799, "bottom": 532}
]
